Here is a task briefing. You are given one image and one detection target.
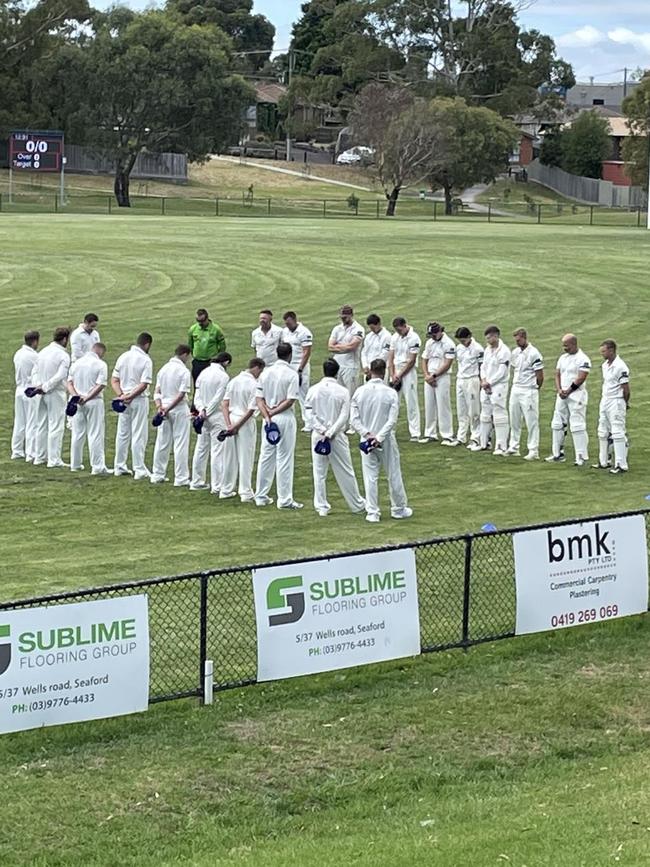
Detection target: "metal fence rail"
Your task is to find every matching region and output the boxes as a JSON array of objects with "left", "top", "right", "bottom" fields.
[{"left": 1, "top": 508, "right": 648, "bottom": 704}]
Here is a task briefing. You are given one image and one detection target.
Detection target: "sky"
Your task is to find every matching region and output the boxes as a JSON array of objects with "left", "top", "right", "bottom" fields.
[{"left": 94, "top": 0, "right": 650, "bottom": 81}]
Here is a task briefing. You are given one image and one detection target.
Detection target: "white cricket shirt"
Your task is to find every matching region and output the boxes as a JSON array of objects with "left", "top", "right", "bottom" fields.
[
  {"left": 305, "top": 377, "right": 351, "bottom": 438},
  {"left": 456, "top": 339, "right": 484, "bottom": 380},
  {"left": 251, "top": 323, "right": 283, "bottom": 367},
  {"left": 255, "top": 359, "right": 300, "bottom": 415},
  {"left": 350, "top": 378, "right": 400, "bottom": 443},
  {"left": 556, "top": 350, "right": 591, "bottom": 392},
  {"left": 422, "top": 334, "right": 456, "bottom": 376},
  {"left": 68, "top": 352, "right": 108, "bottom": 399},
  {"left": 155, "top": 356, "right": 191, "bottom": 407},
  {"left": 601, "top": 355, "right": 629, "bottom": 401},
  {"left": 481, "top": 340, "right": 511, "bottom": 387},
  {"left": 390, "top": 328, "right": 421, "bottom": 372},
  {"left": 195, "top": 363, "right": 230, "bottom": 417},
  {"left": 70, "top": 324, "right": 101, "bottom": 361},
  {"left": 282, "top": 323, "right": 313, "bottom": 370},
  {"left": 224, "top": 370, "right": 258, "bottom": 417},
  {"left": 37, "top": 342, "right": 71, "bottom": 394},
  {"left": 13, "top": 345, "right": 39, "bottom": 389},
  {"left": 112, "top": 345, "right": 153, "bottom": 397},
  {"left": 361, "top": 328, "right": 392, "bottom": 369},
  {"left": 511, "top": 343, "right": 544, "bottom": 389},
  {"left": 329, "top": 320, "right": 365, "bottom": 369}
]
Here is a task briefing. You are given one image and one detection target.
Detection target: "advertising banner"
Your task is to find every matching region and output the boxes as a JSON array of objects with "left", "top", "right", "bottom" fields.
[
  {"left": 0, "top": 596, "right": 149, "bottom": 734},
  {"left": 253, "top": 549, "right": 420, "bottom": 682},
  {"left": 514, "top": 515, "right": 648, "bottom": 635}
]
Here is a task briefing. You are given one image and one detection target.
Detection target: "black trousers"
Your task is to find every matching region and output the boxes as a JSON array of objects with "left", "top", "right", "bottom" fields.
[{"left": 191, "top": 359, "right": 211, "bottom": 384}]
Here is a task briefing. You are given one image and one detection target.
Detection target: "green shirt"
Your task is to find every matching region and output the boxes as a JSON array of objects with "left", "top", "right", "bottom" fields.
[{"left": 188, "top": 321, "right": 226, "bottom": 361}]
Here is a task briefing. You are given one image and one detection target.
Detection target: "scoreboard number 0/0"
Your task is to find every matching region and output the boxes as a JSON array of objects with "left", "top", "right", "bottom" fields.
[{"left": 9, "top": 130, "right": 64, "bottom": 172}]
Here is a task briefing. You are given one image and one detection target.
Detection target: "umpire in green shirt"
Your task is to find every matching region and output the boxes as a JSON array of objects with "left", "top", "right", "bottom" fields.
[{"left": 188, "top": 308, "right": 226, "bottom": 383}]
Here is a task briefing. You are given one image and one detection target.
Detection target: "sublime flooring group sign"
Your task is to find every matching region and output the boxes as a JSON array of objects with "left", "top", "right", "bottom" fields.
[
  {"left": 514, "top": 514, "right": 648, "bottom": 635},
  {"left": 0, "top": 596, "right": 150, "bottom": 734},
  {"left": 253, "top": 549, "right": 420, "bottom": 681}
]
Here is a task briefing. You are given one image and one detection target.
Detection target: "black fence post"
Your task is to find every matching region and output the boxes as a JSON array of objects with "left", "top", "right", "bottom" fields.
[
  {"left": 199, "top": 573, "right": 209, "bottom": 704},
  {"left": 267, "top": 197, "right": 271, "bottom": 216},
  {"left": 108, "top": 196, "right": 112, "bottom": 215},
  {"left": 161, "top": 197, "right": 166, "bottom": 216},
  {"left": 0, "top": 193, "right": 3, "bottom": 212},
  {"left": 355, "top": 199, "right": 359, "bottom": 217},
  {"left": 215, "top": 197, "right": 219, "bottom": 217},
  {"left": 433, "top": 201, "right": 437, "bottom": 221},
  {"left": 487, "top": 202, "right": 492, "bottom": 223},
  {"left": 638, "top": 206, "right": 642, "bottom": 228},
  {"left": 537, "top": 204, "right": 542, "bottom": 224},
  {"left": 54, "top": 195, "right": 58, "bottom": 214},
  {"left": 323, "top": 200, "right": 327, "bottom": 218},
  {"left": 376, "top": 200, "right": 380, "bottom": 219},
  {"left": 590, "top": 205, "right": 594, "bottom": 226},
  {"left": 461, "top": 536, "right": 472, "bottom": 648}
]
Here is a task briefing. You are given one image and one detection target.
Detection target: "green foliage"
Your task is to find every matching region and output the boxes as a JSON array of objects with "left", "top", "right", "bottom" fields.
[
  {"left": 562, "top": 111, "right": 612, "bottom": 179},
  {"left": 622, "top": 73, "right": 650, "bottom": 189},
  {"left": 539, "top": 128, "right": 564, "bottom": 168}
]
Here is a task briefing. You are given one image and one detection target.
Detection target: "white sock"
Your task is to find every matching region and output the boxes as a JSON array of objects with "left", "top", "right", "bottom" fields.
[
  {"left": 552, "top": 428, "right": 564, "bottom": 457},
  {"left": 480, "top": 421, "right": 491, "bottom": 449},
  {"left": 599, "top": 437, "right": 609, "bottom": 467},
  {"left": 613, "top": 438, "right": 628, "bottom": 470},
  {"left": 572, "top": 429, "right": 588, "bottom": 460}
]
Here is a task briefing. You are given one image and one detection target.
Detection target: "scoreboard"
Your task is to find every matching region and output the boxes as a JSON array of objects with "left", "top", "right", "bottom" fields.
[{"left": 10, "top": 131, "right": 64, "bottom": 172}]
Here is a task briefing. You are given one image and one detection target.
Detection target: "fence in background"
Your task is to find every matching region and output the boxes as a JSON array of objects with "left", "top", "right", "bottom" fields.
[
  {"left": 0, "top": 191, "right": 647, "bottom": 227},
  {"left": 1, "top": 509, "right": 647, "bottom": 705},
  {"left": 527, "top": 159, "right": 648, "bottom": 209}
]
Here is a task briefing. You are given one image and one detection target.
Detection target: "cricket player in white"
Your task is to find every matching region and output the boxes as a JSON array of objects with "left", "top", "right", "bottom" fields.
[
  {"left": 190, "top": 352, "right": 232, "bottom": 493},
  {"left": 251, "top": 309, "right": 282, "bottom": 367},
  {"left": 475, "top": 325, "right": 510, "bottom": 456},
  {"left": 67, "top": 343, "right": 109, "bottom": 475},
  {"left": 361, "top": 314, "right": 391, "bottom": 378},
  {"left": 351, "top": 358, "right": 412, "bottom": 523},
  {"left": 220, "top": 357, "right": 265, "bottom": 501},
  {"left": 70, "top": 314, "right": 100, "bottom": 361},
  {"left": 454, "top": 327, "right": 483, "bottom": 448},
  {"left": 254, "top": 342, "right": 302, "bottom": 509},
  {"left": 305, "top": 358, "right": 366, "bottom": 517},
  {"left": 11, "top": 330, "right": 39, "bottom": 461},
  {"left": 282, "top": 311, "right": 313, "bottom": 430},
  {"left": 151, "top": 344, "right": 192, "bottom": 486},
  {"left": 546, "top": 334, "right": 591, "bottom": 466},
  {"left": 420, "top": 322, "right": 456, "bottom": 444},
  {"left": 328, "top": 304, "right": 365, "bottom": 399},
  {"left": 594, "top": 339, "right": 630, "bottom": 474},
  {"left": 507, "top": 328, "right": 544, "bottom": 460},
  {"left": 33, "top": 327, "right": 71, "bottom": 468},
  {"left": 387, "top": 317, "right": 421, "bottom": 441},
  {"left": 111, "top": 332, "right": 154, "bottom": 479}
]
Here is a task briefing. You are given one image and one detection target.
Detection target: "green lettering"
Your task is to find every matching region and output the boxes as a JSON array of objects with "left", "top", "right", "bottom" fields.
[
  {"left": 310, "top": 582, "right": 324, "bottom": 601},
  {"left": 121, "top": 619, "right": 136, "bottom": 639},
  {"left": 340, "top": 578, "right": 355, "bottom": 597},
  {"left": 392, "top": 570, "right": 406, "bottom": 589},
  {"left": 97, "top": 621, "right": 120, "bottom": 643},
  {"left": 18, "top": 632, "right": 36, "bottom": 653},
  {"left": 374, "top": 572, "right": 392, "bottom": 591},
  {"left": 57, "top": 627, "right": 75, "bottom": 648}
]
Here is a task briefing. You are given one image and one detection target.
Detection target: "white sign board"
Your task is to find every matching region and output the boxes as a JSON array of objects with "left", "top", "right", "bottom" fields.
[
  {"left": 0, "top": 596, "right": 149, "bottom": 734},
  {"left": 253, "top": 549, "right": 420, "bottom": 682},
  {"left": 514, "top": 515, "right": 648, "bottom": 635}
]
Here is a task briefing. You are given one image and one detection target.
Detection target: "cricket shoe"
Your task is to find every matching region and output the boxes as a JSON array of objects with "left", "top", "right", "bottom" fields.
[
  {"left": 366, "top": 514, "right": 380, "bottom": 523},
  {"left": 134, "top": 470, "right": 152, "bottom": 481},
  {"left": 219, "top": 491, "right": 237, "bottom": 499},
  {"left": 150, "top": 477, "right": 168, "bottom": 484},
  {"left": 544, "top": 455, "right": 566, "bottom": 463},
  {"left": 317, "top": 509, "right": 330, "bottom": 517},
  {"left": 255, "top": 496, "right": 274, "bottom": 507},
  {"left": 189, "top": 482, "right": 209, "bottom": 491},
  {"left": 591, "top": 462, "right": 610, "bottom": 470},
  {"left": 114, "top": 467, "right": 133, "bottom": 476},
  {"left": 574, "top": 457, "right": 588, "bottom": 467},
  {"left": 70, "top": 465, "right": 85, "bottom": 472},
  {"left": 493, "top": 447, "right": 507, "bottom": 457},
  {"left": 523, "top": 451, "right": 539, "bottom": 461},
  {"left": 418, "top": 437, "right": 436, "bottom": 444},
  {"left": 609, "top": 466, "right": 628, "bottom": 475},
  {"left": 391, "top": 507, "right": 413, "bottom": 519},
  {"left": 278, "top": 501, "right": 304, "bottom": 510},
  {"left": 506, "top": 446, "right": 520, "bottom": 456},
  {"left": 441, "top": 439, "right": 458, "bottom": 447},
  {"left": 466, "top": 442, "right": 483, "bottom": 452},
  {"left": 11, "top": 453, "right": 25, "bottom": 460}
]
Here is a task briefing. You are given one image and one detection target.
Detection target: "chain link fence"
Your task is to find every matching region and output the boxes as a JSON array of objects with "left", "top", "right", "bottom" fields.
[{"left": 1, "top": 509, "right": 647, "bottom": 704}]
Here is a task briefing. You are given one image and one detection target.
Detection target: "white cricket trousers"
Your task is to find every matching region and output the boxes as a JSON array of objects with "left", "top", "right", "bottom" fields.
[
  {"left": 337, "top": 366, "right": 360, "bottom": 399},
  {"left": 480, "top": 385, "right": 509, "bottom": 451},
  {"left": 360, "top": 434, "right": 408, "bottom": 520},
  {"left": 290, "top": 362, "right": 311, "bottom": 426},
  {"left": 70, "top": 401, "right": 106, "bottom": 472},
  {"left": 310, "top": 432, "right": 365, "bottom": 514},
  {"left": 398, "top": 369, "right": 420, "bottom": 438},
  {"left": 255, "top": 411, "right": 297, "bottom": 508},
  {"left": 456, "top": 377, "right": 480, "bottom": 443},
  {"left": 509, "top": 387, "right": 540, "bottom": 452},
  {"left": 191, "top": 412, "right": 225, "bottom": 492},
  {"left": 114, "top": 396, "right": 149, "bottom": 475},
  {"left": 423, "top": 374, "right": 453, "bottom": 440},
  {"left": 551, "top": 392, "right": 588, "bottom": 460},
  {"left": 598, "top": 397, "right": 627, "bottom": 469},
  {"left": 35, "top": 390, "right": 67, "bottom": 466},
  {"left": 12, "top": 389, "right": 38, "bottom": 459},
  {"left": 220, "top": 415, "right": 257, "bottom": 500},
  {"left": 152, "top": 405, "right": 191, "bottom": 485}
]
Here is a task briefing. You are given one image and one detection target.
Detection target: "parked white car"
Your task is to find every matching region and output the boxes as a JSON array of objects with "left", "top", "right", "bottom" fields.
[{"left": 336, "top": 146, "right": 374, "bottom": 166}]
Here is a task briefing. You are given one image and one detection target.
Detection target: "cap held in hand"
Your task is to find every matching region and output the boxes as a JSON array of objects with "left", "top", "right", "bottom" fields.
[
  {"left": 314, "top": 438, "right": 331, "bottom": 456},
  {"left": 24, "top": 387, "right": 43, "bottom": 398},
  {"left": 111, "top": 399, "right": 127, "bottom": 413},
  {"left": 217, "top": 429, "right": 231, "bottom": 442},
  {"left": 359, "top": 439, "right": 380, "bottom": 455},
  {"left": 65, "top": 395, "right": 81, "bottom": 417},
  {"left": 264, "top": 421, "right": 282, "bottom": 445},
  {"left": 151, "top": 411, "right": 165, "bottom": 428},
  {"left": 193, "top": 416, "right": 205, "bottom": 435}
]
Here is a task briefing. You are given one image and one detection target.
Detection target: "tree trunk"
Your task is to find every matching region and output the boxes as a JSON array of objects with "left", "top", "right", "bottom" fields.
[
  {"left": 385, "top": 186, "right": 400, "bottom": 217},
  {"left": 114, "top": 165, "right": 131, "bottom": 208},
  {"left": 444, "top": 183, "right": 453, "bottom": 216}
]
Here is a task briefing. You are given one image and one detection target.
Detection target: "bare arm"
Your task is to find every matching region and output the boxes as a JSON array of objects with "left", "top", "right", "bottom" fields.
[{"left": 535, "top": 369, "right": 544, "bottom": 389}]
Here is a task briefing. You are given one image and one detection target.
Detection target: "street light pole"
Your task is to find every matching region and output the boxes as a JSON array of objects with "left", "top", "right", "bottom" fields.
[{"left": 286, "top": 48, "right": 294, "bottom": 163}]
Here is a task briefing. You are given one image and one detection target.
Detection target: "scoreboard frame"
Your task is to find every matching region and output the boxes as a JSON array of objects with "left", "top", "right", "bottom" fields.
[{"left": 9, "top": 130, "right": 65, "bottom": 172}]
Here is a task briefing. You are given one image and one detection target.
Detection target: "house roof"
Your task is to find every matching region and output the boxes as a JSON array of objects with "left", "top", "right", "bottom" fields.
[{"left": 255, "top": 82, "right": 287, "bottom": 105}]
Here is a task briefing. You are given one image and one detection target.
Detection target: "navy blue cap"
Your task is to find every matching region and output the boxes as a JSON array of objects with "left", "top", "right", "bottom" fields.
[
  {"left": 193, "top": 416, "right": 205, "bottom": 435},
  {"left": 66, "top": 396, "right": 81, "bottom": 417},
  {"left": 359, "top": 439, "right": 380, "bottom": 454},
  {"left": 151, "top": 411, "right": 165, "bottom": 428},
  {"left": 111, "top": 399, "right": 127, "bottom": 413},
  {"left": 314, "top": 438, "right": 331, "bottom": 456},
  {"left": 265, "top": 421, "right": 282, "bottom": 445},
  {"left": 390, "top": 380, "right": 402, "bottom": 392},
  {"left": 217, "top": 429, "right": 231, "bottom": 442},
  {"left": 24, "top": 387, "right": 43, "bottom": 398}
]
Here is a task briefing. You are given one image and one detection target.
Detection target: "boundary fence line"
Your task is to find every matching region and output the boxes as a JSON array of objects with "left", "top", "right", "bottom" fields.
[
  {"left": 0, "top": 192, "right": 648, "bottom": 227},
  {"left": 1, "top": 508, "right": 648, "bottom": 705}
]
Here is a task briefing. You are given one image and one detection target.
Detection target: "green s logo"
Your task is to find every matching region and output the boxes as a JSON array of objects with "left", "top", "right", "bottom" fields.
[{"left": 267, "top": 577, "right": 305, "bottom": 626}]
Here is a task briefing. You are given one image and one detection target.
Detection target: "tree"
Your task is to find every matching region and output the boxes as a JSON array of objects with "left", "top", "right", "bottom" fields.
[
  {"left": 424, "top": 97, "right": 519, "bottom": 213},
  {"left": 349, "top": 83, "right": 443, "bottom": 215},
  {"left": 539, "top": 127, "right": 564, "bottom": 168},
  {"left": 371, "top": 0, "right": 574, "bottom": 115},
  {"left": 165, "top": 0, "right": 274, "bottom": 71},
  {"left": 561, "top": 111, "right": 611, "bottom": 179},
  {"left": 622, "top": 73, "right": 650, "bottom": 189},
  {"left": 40, "top": 9, "right": 252, "bottom": 206}
]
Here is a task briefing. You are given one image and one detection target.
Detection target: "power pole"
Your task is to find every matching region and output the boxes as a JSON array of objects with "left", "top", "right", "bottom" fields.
[
  {"left": 286, "top": 48, "right": 294, "bottom": 163},
  {"left": 623, "top": 67, "right": 628, "bottom": 98}
]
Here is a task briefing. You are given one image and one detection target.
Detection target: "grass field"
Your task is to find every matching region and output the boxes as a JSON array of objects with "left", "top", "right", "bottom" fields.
[{"left": 2, "top": 215, "right": 650, "bottom": 865}]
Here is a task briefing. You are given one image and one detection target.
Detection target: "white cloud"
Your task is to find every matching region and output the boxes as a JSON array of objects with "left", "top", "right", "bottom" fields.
[
  {"left": 607, "top": 28, "right": 650, "bottom": 54},
  {"left": 557, "top": 25, "right": 606, "bottom": 49}
]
